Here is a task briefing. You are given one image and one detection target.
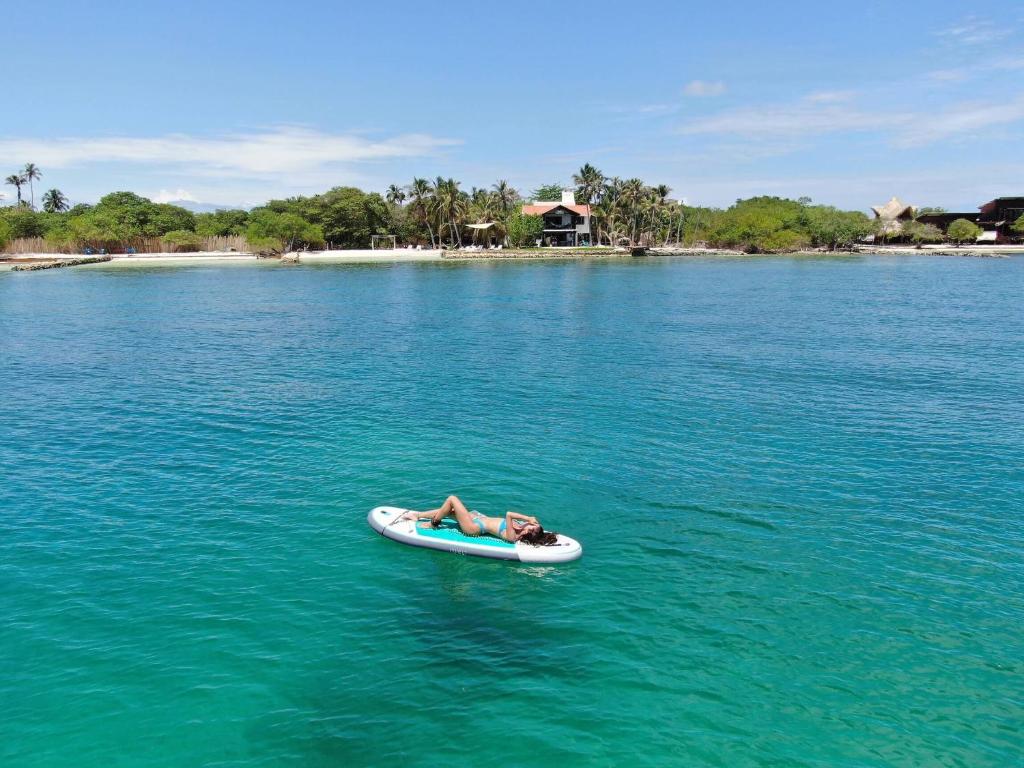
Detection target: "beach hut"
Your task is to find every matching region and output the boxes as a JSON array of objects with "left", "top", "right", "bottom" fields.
[{"left": 871, "top": 197, "right": 917, "bottom": 238}]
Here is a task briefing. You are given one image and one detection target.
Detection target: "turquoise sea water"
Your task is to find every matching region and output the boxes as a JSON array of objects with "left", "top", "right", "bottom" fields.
[{"left": 2, "top": 255, "right": 1022, "bottom": 767}]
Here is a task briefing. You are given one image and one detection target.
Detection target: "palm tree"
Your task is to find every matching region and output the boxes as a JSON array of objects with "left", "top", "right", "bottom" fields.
[
  {"left": 22, "top": 163, "right": 41, "bottom": 209},
  {"left": 430, "top": 177, "right": 467, "bottom": 248},
  {"left": 5, "top": 173, "right": 26, "bottom": 206},
  {"left": 572, "top": 163, "right": 606, "bottom": 206},
  {"left": 407, "top": 177, "right": 436, "bottom": 248},
  {"left": 386, "top": 184, "right": 406, "bottom": 206},
  {"left": 491, "top": 180, "right": 518, "bottom": 218},
  {"left": 42, "top": 188, "right": 69, "bottom": 213},
  {"left": 491, "top": 180, "right": 519, "bottom": 245},
  {"left": 619, "top": 178, "right": 647, "bottom": 245}
]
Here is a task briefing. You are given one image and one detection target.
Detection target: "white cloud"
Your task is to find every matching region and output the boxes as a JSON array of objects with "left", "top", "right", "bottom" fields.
[
  {"left": 926, "top": 69, "right": 970, "bottom": 83},
  {"left": 937, "top": 16, "right": 1012, "bottom": 46},
  {"left": 677, "top": 92, "right": 1024, "bottom": 147},
  {"left": 152, "top": 188, "right": 198, "bottom": 204},
  {"left": 895, "top": 97, "right": 1024, "bottom": 146},
  {"left": 0, "top": 126, "right": 460, "bottom": 180},
  {"left": 803, "top": 90, "right": 856, "bottom": 104},
  {"left": 683, "top": 80, "right": 726, "bottom": 97},
  {"left": 678, "top": 98, "right": 908, "bottom": 139}
]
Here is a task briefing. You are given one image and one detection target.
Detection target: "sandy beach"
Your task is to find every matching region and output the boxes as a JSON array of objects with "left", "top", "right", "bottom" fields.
[{"left": 3, "top": 245, "right": 1022, "bottom": 272}]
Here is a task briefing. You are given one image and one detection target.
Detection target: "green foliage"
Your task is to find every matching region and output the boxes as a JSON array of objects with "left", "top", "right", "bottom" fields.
[
  {"left": 70, "top": 192, "right": 197, "bottom": 240},
  {"left": 946, "top": 218, "right": 982, "bottom": 245},
  {"left": 195, "top": 209, "right": 249, "bottom": 237},
  {"left": 257, "top": 187, "right": 391, "bottom": 247},
  {"left": 531, "top": 184, "right": 563, "bottom": 202},
  {"left": 506, "top": 213, "right": 544, "bottom": 247},
  {"left": 0, "top": 206, "right": 46, "bottom": 238},
  {"left": 1012, "top": 213, "right": 1024, "bottom": 235},
  {"left": 161, "top": 230, "right": 205, "bottom": 251},
  {"left": 0, "top": 217, "right": 11, "bottom": 250},
  {"left": 708, "top": 197, "right": 811, "bottom": 253},
  {"left": 802, "top": 206, "right": 873, "bottom": 250},
  {"left": 41, "top": 188, "right": 69, "bottom": 213},
  {"left": 901, "top": 220, "right": 943, "bottom": 246},
  {"left": 244, "top": 209, "right": 324, "bottom": 252}
]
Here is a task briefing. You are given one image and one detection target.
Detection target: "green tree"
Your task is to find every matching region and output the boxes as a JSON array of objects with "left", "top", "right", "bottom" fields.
[
  {"left": 491, "top": 180, "right": 518, "bottom": 219},
  {"left": 803, "top": 206, "right": 873, "bottom": 250},
  {"left": 195, "top": 209, "right": 249, "bottom": 236},
  {"left": 709, "top": 197, "right": 811, "bottom": 253},
  {"left": 407, "top": 178, "right": 436, "bottom": 248},
  {"left": 530, "top": 184, "right": 563, "bottom": 202},
  {"left": 506, "top": 212, "right": 544, "bottom": 247},
  {"left": 572, "top": 164, "right": 606, "bottom": 206},
  {"left": 386, "top": 184, "right": 406, "bottom": 206},
  {"left": 946, "top": 218, "right": 982, "bottom": 246},
  {"left": 41, "top": 188, "right": 69, "bottom": 213},
  {"left": 5, "top": 174, "right": 26, "bottom": 206},
  {"left": 22, "top": 163, "right": 41, "bottom": 209},
  {"left": 0, "top": 206, "right": 46, "bottom": 238},
  {"left": 430, "top": 177, "right": 468, "bottom": 247},
  {"left": 81, "top": 192, "right": 196, "bottom": 239},
  {"left": 0, "top": 217, "right": 11, "bottom": 251},
  {"left": 244, "top": 209, "right": 323, "bottom": 252},
  {"left": 317, "top": 187, "right": 375, "bottom": 247},
  {"left": 901, "top": 220, "right": 943, "bottom": 247},
  {"left": 1012, "top": 213, "right": 1024, "bottom": 236}
]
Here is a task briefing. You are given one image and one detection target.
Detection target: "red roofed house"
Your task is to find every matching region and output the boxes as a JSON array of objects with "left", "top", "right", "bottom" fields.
[{"left": 522, "top": 190, "right": 592, "bottom": 246}]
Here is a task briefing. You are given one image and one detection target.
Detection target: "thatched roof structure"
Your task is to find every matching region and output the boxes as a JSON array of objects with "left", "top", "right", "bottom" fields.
[
  {"left": 871, "top": 197, "right": 916, "bottom": 235},
  {"left": 871, "top": 197, "right": 916, "bottom": 221}
]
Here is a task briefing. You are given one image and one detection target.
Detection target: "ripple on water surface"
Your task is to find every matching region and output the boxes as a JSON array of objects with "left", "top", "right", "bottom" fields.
[{"left": 1, "top": 255, "right": 1022, "bottom": 767}]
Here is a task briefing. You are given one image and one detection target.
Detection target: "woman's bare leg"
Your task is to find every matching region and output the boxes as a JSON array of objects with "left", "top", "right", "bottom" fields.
[
  {"left": 444, "top": 495, "right": 481, "bottom": 535},
  {"left": 403, "top": 496, "right": 479, "bottom": 535},
  {"left": 402, "top": 498, "right": 451, "bottom": 522}
]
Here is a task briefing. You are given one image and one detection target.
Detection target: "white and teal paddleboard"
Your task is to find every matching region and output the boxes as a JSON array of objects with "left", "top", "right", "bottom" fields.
[{"left": 368, "top": 506, "right": 582, "bottom": 563}]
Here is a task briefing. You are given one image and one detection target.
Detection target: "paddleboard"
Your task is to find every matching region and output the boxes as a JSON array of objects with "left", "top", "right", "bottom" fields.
[{"left": 367, "top": 506, "right": 582, "bottom": 563}]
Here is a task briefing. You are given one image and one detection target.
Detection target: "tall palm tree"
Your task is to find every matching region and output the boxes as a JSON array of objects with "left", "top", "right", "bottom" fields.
[
  {"left": 22, "top": 163, "right": 41, "bottom": 209},
  {"left": 620, "top": 178, "right": 647, "bottom": 245},
  {"left": 491, "top": 180, "right": 519, "bottom": 245},
  {"left": 572, "top": 163, "right": 606, "bottom": 206},
  {"left": 491, "top": 180, "right": 518, "bottom": 218},
  {"left": 5, "top": 173, "right": 26, "bottom": 206},
  {"left": 430, "top": 177, "right": 467, "bottom": 248},
  {"left": 407, "top": 177, "right": 436, "bottom": 248},
  {"left": 42, "top": 188, "right": 69, "bottom": 213},
  {"left": 386, "top": 184, "right": 406, "bottom": 206}
]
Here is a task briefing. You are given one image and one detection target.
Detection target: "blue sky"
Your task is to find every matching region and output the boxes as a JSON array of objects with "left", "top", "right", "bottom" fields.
[{"left": 3, "top": 0, "right": 1022, "bottom": 211}]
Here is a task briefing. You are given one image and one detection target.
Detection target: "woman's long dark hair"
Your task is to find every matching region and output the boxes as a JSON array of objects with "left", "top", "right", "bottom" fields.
[{"left": 519, "top": 525, "right": 558, "bottom": 546}]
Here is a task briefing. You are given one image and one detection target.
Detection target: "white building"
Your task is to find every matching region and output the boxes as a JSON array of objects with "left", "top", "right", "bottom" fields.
[{"left": 522, "top": 190, "right": 592, "bottom": 246}]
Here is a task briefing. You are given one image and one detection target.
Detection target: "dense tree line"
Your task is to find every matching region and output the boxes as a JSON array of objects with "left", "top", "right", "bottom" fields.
[{"left": 5, "top": 161, "right": 1021, "bottom": 254}]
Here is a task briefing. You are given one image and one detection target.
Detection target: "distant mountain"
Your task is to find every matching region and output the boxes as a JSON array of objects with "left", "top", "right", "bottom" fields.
[{"left": 163, "top": 199, "right": 243, "bottom": 213}]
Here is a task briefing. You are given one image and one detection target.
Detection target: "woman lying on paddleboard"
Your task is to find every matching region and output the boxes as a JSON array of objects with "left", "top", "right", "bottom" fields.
[{"left": 402, "top": 495, "right": 557, "bottom": 545}]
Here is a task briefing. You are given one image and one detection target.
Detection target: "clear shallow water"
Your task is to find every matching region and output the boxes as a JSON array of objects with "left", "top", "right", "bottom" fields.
[{"left": 1, "top": 255, "right": 1022, "bottom": 767}]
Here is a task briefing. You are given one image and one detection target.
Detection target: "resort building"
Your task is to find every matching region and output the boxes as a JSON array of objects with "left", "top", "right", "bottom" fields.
[
  {"left": 870, "top": 197, "right": 916, "bottom": 237},
  {"left": 522, "top": 190, "right": 592, "bottom": 247},
  {"left": 915, "top": 211, "right": 980, "bottom": 232},
  {"left": 977, "top": 197, "right": 1024, "bottom": 243},
  {"left": 912, "top": 197, "right": 1023, "bottom": 243}
]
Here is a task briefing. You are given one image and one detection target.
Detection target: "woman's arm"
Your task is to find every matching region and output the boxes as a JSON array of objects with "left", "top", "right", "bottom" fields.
[
  {"left": 504, "top": 512, "right": 522, "bottom": 541},
  {"left": 505, "top": 511, "right": 538, "bottom": 524}
]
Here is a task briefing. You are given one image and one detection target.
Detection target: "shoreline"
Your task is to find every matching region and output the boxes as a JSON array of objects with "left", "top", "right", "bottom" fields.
[{"left": 2, "top": 244, "right": 1022, "bottom": 272}]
